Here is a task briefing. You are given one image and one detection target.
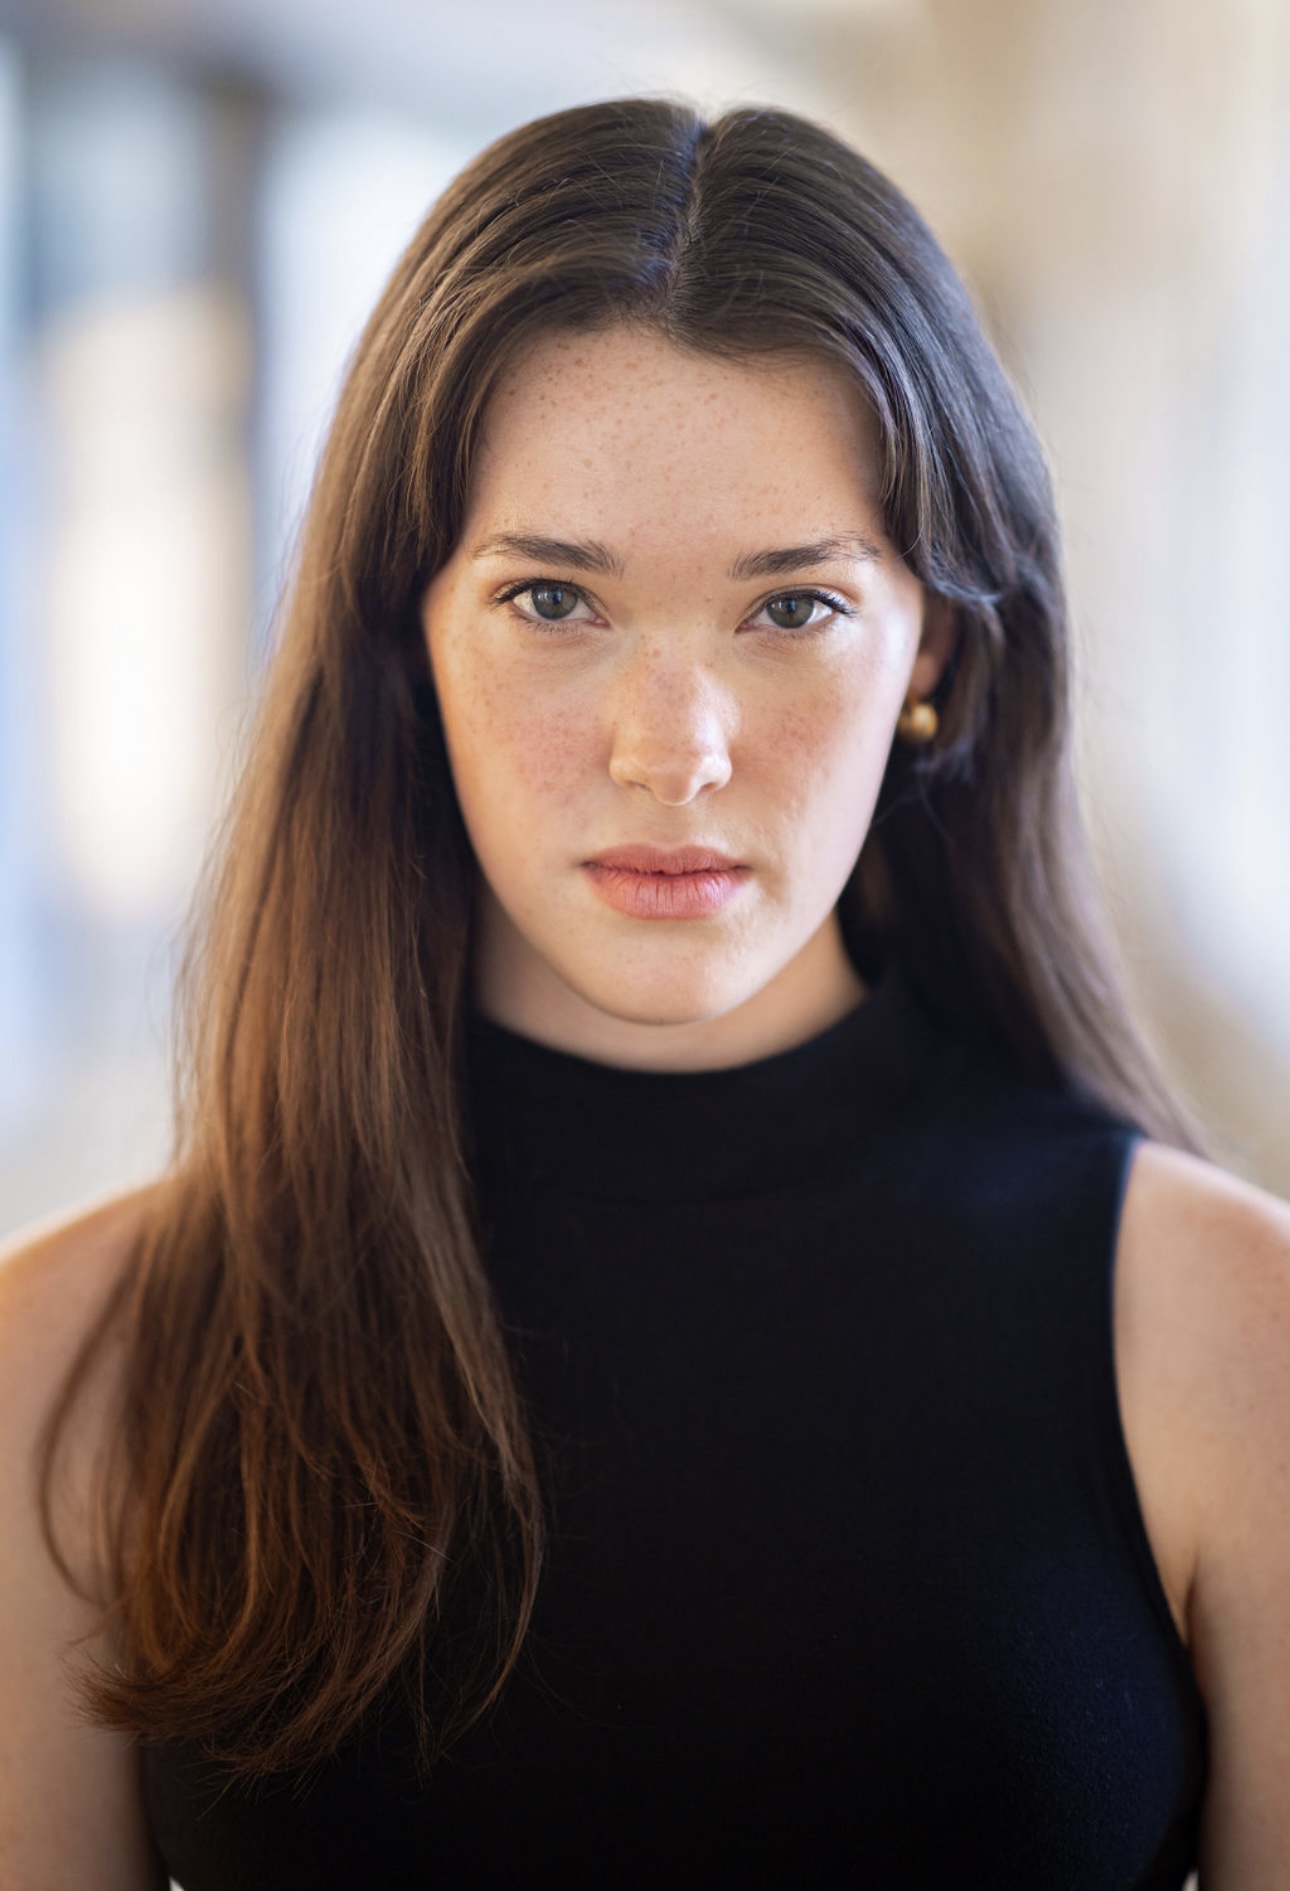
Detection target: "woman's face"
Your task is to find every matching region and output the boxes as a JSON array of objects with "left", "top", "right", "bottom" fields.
[{"left": 421, "top": 326, "right": 953, "bottom": 1068}]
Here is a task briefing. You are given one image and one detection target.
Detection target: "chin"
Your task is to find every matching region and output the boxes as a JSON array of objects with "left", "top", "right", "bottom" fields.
[{"left": 570, "top": 959, "right": 763, "bottom": 1031}]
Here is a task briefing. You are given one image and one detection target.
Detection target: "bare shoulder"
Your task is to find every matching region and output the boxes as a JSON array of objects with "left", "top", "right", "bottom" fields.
[
  {"left": 0, "top": 1179, "right": 161, "bottom": 1528},
  {"left": 1121, "top": 1139, "right": 1290, "bottom": 1271},
  {"left": 1117, "top": 1141, "right": 1290, "bottom": 1886},
  {"left": 0, "top": 1180, "right": 161, "bottom": 1375},
  {"left": 0, "top": 1180, "right": 169, "bottom": 1890},
  {"left": 1117, "top": 1142, "right": 1290, "bottom": 1467}
]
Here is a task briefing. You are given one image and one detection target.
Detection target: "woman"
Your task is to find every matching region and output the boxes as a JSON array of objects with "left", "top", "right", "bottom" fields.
[{"left": 2, "top": 96, "right": 1287, "bottom": 1889}]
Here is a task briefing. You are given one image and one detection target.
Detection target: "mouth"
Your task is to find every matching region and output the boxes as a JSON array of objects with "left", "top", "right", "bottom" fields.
[
  {"left": 584, "top": 844, "right": 745, "bottom": 875},
  {"left": 581, "top": 845, "right": 751, "bottom": 920}
]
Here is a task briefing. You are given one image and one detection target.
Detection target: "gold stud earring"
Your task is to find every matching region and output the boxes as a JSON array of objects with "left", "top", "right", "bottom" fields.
[{"left": 896, "top": 694, "right": 938, "bottom": 744}]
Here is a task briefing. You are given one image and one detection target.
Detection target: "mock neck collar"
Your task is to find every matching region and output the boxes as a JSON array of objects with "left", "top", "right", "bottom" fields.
[{"left": 463, "top": 963, "right": 950, "bottom": 1204}]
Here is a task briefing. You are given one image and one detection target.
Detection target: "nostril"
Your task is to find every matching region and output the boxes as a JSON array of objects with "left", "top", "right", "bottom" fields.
[{"left": 608, "top": 736, "right": 732, "bottom": 804}]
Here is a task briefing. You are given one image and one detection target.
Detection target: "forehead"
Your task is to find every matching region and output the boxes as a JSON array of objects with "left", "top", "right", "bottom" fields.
[{"left": 464, "top": 326, "right": 887, "bottom": 549}]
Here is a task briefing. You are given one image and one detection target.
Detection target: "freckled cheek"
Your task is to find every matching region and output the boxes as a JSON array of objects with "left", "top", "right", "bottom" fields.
[
  {"left": 744, "top": 677, "right": 896, "bottom": 831},
  {"left": 439, "top": 660, "right": 600, "bottom": 836}
]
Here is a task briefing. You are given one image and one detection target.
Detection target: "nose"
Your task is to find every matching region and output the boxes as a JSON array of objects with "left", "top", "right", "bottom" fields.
[{"left": 607, "top": 653, "right": 734, "bottom": 805}]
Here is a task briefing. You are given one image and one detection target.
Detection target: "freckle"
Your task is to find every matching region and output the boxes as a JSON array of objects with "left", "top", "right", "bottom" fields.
[{"left": 509, "top": 702, "right": 585, "bottom": 801}]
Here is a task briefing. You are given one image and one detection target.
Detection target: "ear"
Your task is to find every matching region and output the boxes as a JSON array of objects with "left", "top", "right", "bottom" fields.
[{"left": 907, "top": 593, "right": 959, "bottom": 701}]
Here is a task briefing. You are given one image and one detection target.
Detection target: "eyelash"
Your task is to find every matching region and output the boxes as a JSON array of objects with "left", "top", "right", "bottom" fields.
[{"left": 494, "top": 578, "right": 854, "bottom": 637}]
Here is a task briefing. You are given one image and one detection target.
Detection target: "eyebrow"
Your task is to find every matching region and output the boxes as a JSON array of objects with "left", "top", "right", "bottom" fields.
[
  {"left": 469, "top": 530, "right": 883, "bottom": 579},
  {"left": 728, "top": 534, "right": 883, "bottom": 578},
  {"left": 471, "top": 532, "right": 624, "bottom": 575}
]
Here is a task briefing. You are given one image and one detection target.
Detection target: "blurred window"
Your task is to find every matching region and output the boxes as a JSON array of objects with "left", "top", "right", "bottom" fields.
[
  {"left": 1147, "top": 127, "right": 1290, "bottom": 1042},
  {"left": 254, "top": 105, "right": 468, "bottom": 652},
  {"left": 0, "top": 34, "right": 31, "bottom": 1139}
]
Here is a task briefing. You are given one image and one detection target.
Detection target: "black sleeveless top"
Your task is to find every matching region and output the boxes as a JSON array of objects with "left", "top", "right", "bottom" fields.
[{"left": 142, "top": 970, "right": 1208, "bottom": 1888}]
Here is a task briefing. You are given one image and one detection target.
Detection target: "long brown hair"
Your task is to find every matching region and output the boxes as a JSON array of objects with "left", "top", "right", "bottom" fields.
[{"left": 40, "top": 95, "right": 1199, "bottom": 1786}]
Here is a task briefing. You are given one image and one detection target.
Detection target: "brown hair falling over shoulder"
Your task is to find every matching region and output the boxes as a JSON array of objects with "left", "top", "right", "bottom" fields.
[{"left": 38, "top": 96, "right": 1200, "bottom": 1786}]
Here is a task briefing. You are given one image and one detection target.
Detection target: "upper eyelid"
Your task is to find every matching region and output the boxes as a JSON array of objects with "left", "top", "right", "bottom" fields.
[
  {"left": 495, "top": 577, "right": 603, "bottom": 615},
  {"left": 749, "top": 586, "right": 851, "bottom": 612}
]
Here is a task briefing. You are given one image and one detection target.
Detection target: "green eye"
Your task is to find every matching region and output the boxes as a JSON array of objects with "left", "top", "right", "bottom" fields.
[
  {"left": 764, "top": 594, "right": 820, "bottom": 631},
  {"left": 528, "top": 583, "right": 581, "bottom": 620}
]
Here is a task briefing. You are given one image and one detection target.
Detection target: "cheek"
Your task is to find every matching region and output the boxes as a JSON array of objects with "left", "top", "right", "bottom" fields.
[
  {"left": 748, "top": 660, "right": 900, "bottom": 836},
  {"left": 435, "top": 643, "right": 596, "bottom": 835}
]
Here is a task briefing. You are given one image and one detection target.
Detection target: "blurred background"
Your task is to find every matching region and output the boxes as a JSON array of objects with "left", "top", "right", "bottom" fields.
[{"left": 0, "top": 0, "right": 1287, "bottom": 1243}]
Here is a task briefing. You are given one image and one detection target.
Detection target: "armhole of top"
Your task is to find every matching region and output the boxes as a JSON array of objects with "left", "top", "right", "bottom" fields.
[{"left": 1098, "top": 1129, "right": 1206, "bottom": 1701}]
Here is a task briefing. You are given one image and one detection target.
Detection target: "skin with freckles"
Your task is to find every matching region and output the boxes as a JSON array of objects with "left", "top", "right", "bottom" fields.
[{"left": 421, "top": 325, "right": 956, "bottom": 1071}]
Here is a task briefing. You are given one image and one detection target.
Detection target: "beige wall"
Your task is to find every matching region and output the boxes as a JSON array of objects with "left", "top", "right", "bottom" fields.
[{"left": 816, "top": 0, "right": 1290, "bottom": 1189}]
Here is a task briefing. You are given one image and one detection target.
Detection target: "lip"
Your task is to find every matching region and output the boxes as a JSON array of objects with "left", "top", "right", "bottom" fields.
[
  {"left": 585, "top": 844, "right": 744, "bottom": 874},
  {"left": 581, "top": 844, "right": 751, "bottom": 920}
]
